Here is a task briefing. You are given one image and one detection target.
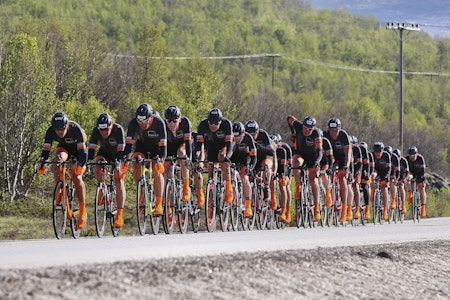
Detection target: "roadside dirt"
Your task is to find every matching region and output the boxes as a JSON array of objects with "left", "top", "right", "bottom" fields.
[{"left": 0, "top": 239, "right": 448, "bottom": 299}]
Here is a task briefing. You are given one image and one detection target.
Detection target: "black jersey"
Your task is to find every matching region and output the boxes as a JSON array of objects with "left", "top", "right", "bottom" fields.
[
  {"left": 166, "top": 117, "right": 193, "bottom": 158},
  {"left": 88, "top": 123, "right": 126, "bottom": 161},
  {"left": 41, "top": 121, "right": 88, "bottom": 165}
]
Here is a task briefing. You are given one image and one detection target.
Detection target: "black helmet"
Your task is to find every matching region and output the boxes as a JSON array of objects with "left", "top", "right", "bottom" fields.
[
  {"left": 51, "top": 112, "right": 68, "bottom": 130},
  {"left": 97, "top": 113, "right": 112, "bottom": 129},
  {"left": 136, "top": 103, "right": 153, "bottom": 122},
  {"left": 270, "top": 133, "right": 282, "bottom": 144},
  {"left": 207, "top": 108, "right": 223, "bottom": 124},
  {"left": 303, "top": 116, "right": 316, "bottom": 128},
  {"left": 373, "top": 142, "right": 384, "bottom": 153},
  {"left": 245, "top": 120, "right": 259, "bottom": 134},
  {"left": 384, "top": 145, "right": 393, "bottom": 154},
  {"left": 408, "top": 146, "right": 418, "bottom": 155},
  {"left": 165, "top": 105, "right": 181, "bottom": 120},
  {"left": 232, "top": 122, "right": 245, "bottom": 136},
  {"left": 393, "top": 148, "right": 401, "bottom": 157},
  {"left": 327, "top": 118, "right": 341, "bottom": 128}
]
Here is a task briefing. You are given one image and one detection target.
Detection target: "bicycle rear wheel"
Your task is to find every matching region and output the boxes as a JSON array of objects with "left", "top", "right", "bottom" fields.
[
  {"left": 177, "top": 181, "right": 190, "bottom": 234},
  {"left": 136, "top": 180, "right": 148, "bottom": 235},
  {"left": 229, "top": 179, "right": 240, "bottom": 231},
  {"left": 52, "top": 181, "right": 67, "bottom": 239},
  {"left": 412, "top": 191, "right": 420, "bottom": 223},
  {"left": 256, "top": 185, "right": 268, "bottom": 230},
  {"left": 163, "top": 179, "right": 176, "bottom": 234},
  {"left": 148, "top": 187, "right": 161, "bottom": 235},
  {"left": 205, "top": 181, "right": 217, "bottom": 232},
  {"left": 94, "top": 183, "right": 108, "bottom": 238},
  {"left": 66, "top": 183, "right": 81, "bottom": 239},
  {"left": 219, "top": 190, "right": 231, "bottom": 232},
  {"left": 108, "top": 186, "right": 120, "bottom": 237}
]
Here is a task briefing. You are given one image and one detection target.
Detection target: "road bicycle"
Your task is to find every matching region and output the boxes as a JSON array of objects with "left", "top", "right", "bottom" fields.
[
  {"left": 390, "top": 179, "right": 405, "bottom": 224},
  {"left": 410, "top": 179, "right": 421, "bottom": 223},
  {"left": 229, "top": 163, "right": 245, "bottom": 231},
  {"left": 44, "top": 160, "right": 82, "bottom": 239},
  {"left": 89, "top": 160, "right": 120, "bottom": 238},
  {"left": 135, "top": 156, "right": 161, "bottom": 235},
  {"left": 205, "top": 161, "right": 232, "bottom": 232},
  {"left": 189, "top": 165, "right": 203, "bottom": 233},
  {"left": 163, "top": 156, "right": 192, "bottom": 234},
  {"left": 252, "top": 166, "right": 270, "bottom": 230},
  {"left": 325, "top": 166, "right": 341, "bottom": 227},
  {"left": 372, "top": 177, "right": 384, "bottom": 225},
  {"left": 295, "top": 166, "right": 314, "bottom": 229}
]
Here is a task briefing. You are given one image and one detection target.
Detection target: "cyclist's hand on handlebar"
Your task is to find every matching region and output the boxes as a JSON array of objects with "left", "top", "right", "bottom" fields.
[{"left": 37, "top": 165, "right": 46, "bottom": 175}]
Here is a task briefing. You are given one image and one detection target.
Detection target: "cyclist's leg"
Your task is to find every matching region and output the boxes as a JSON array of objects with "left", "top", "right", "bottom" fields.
[
  {"left": 177, "top": 145, "right": 191, "bottom": 201},
  {"left": 292, "top": 154, "right": 303, "bottom": 200},
  {"left": 338, "top": 169, "right": 348, "bottom": 223},
  {"left": 381, "top": 180, "right": 389, "bottom": 220},
  {"left": 113, "top": 162, "right": 128, "bottom": 227},
  {"left": 418, "top": 180, "right": 427, "bottom": 217},
  {"left": 389, "top": 177, "right": 397, "bottom": 209},
  {"left": 320, "top": 165, "right": 332, "bottom": 208},
  {"left": 152, "top": 160, "right": 165, "bottom": 216},
  {"left": 308, "top": 167, "right": 321, "bottom": 221},
  {"left": 71, "top": 162, "right": 87, "bottom": 229},
  {"left": 240, "top": 169, "right": 253, "bottom": 217},
  {"left": 218, "top": 147, "right": 233, "bottom": 203}
]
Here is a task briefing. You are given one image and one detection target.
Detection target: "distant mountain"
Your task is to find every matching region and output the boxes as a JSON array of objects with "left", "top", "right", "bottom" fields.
[{"left": 308, "top": 0, "right": 450, "bottom": 37}]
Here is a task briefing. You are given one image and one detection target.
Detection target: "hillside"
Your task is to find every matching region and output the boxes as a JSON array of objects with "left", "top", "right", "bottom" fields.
[{"left": 0, "top": 0, "right": 449, "bottom": 201}]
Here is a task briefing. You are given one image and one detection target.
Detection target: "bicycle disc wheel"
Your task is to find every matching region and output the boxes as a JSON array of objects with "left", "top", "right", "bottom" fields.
[
  {"left": 94, "top": 183, "right": 108, "bottom": 238},
  {"left": 136, "top": 180, "right": 148, "bottom": 235},
  {"left": 52, "top": 181, "right": 67, "bottom": 239},
  {"left": 163, "top": 179, "right": 176, "bottom": 234},
  {"left": 205, "top": 181, "right": 217, "bottom": 232}
]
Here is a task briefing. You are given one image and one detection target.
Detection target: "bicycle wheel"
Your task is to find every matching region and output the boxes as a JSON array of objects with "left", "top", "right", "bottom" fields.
[
  {"left": 108, "top": 185, "right": 120, "bottom": 237},
  {"left": 218, "top": 186, "right": 231, "bottom": 232},
  {"left": 412, "top": 190, "right": 420, "bottom": 223},
  {"left": 136, "top": 179, "right": 148, "bottom": 235},
  {"left": 163, "top": 179, "right": 176, "bottom": 234},
  {"left": 148, "top": 185, "right": 161, "bottom": 235},
  {"left": 295, "top": 198, "right": 302, "bottom": 228},
  {"left": 67, "top": 183, "right": 81, "bottom": 239},
  {"left": 229, "top": 179, "right": 240, "bottom": 231},
  {"left": 318, "top": 184, "right": 326, "bottom": 228},
  {"left": 243, "top": 182, "right": 257, "bottom": 231},
  {"left": 52, "top": 181, "right": 67, "bottom": 239},
  {"left": 256, "top": 184, "right": 268, "bottom": 230},
  {"left": 205, "top": 181, "right": 217, "bottom": 232},
  {"left": 176, "top": 180, "right": 190, "bottom": 234},
  {"left": 94, "top": 183, "right": 108, "bottom": 238}
]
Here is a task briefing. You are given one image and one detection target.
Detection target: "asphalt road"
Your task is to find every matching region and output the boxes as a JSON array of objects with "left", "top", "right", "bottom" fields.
[{"left": 1, "top": 217, "right": 449, "bottom": 270}]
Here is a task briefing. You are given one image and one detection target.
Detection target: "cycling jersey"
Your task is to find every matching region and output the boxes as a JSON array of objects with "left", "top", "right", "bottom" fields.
[
  {"left": 196, "top": 118, "right": 233, "bottom": 162},
  {"left": 320, "top": 136, "right": 334, "bottom": 168},
  {"left": 124, "top": 115, "right": 167, "bottom": 160},
  {"left": 88, "top": 123, "right": 126, "bottom": 161},
  {"left": 230, "top": 132, "right": 257, "bottom": 170},
  {"left": 41, "top": 121, "right": 88, "bottom": 165},
  {"left": 372, "top": 151, "right": 391, "bottom": 181},
  {"left": 166, "top": 116, "right": 193, "bottom": 158},
  {"left": 405, "top": 154, "right": 426, "bottom": 182},
  {"left": 323, "top": 129, "right": 351, "bottom": 169}
]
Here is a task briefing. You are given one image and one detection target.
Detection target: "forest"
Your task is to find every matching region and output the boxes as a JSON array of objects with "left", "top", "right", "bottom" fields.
[{"left": 0, "top": 0, "right": 449, "bottom": 201}]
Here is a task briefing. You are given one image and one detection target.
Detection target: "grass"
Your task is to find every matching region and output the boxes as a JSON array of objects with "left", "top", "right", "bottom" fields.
[{"left": 1, "top": 183, "right": 449, "bottom": 241}]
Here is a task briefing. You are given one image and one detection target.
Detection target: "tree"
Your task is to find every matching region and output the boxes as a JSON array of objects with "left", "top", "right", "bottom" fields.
[{"left": 0, "top": 33, "right": 56, "bottom": 201}]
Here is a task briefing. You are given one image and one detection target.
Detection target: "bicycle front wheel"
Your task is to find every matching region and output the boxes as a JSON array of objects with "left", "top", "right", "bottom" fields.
[
  {"left": 163, "top": 179, "right": 176, "bottom": 234},
  {"left": 52, "top": 181, "right": 68, "bottom": 239},
  {"left": 136, "top": 180, "right": 148, "bottom": 235},
  {"left": 205, "top": 181, "right": 217, "bottom": 232},
  {"left": 94, "top": 183, "right": 108, "bottom": 238}
]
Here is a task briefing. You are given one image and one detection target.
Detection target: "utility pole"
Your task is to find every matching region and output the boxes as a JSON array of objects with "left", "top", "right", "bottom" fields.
[{"left": 386, "top": 23, "right": 420, "bottom": 154}]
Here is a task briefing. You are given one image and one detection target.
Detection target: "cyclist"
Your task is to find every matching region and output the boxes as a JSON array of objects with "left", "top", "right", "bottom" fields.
[
  {"left": 370, "top": 142, "right": 391, "bottom": 221},
  {"left": 393, "top": 148, "right": 410, "bottom": 214},
  {"left": 124, "top": 103, "right": 167, "bottom": 216},
  {"left": 245, "top": 120, "right": 278, "bottom": 211},
  {"left": 405, "top": 146, "right": 427, "bottom": 218},
  {"left": 230, "top": 122, "right": 257, "bottom": 217},
  {"left": 88, "top": 113, "right": 128, "bottom": 228},
  {"left": 359, "top": 141, "right": 374, "bottom": 220},
  {"left": 288, "top": 115, "right": 323, "bottom": 221},
  {"left": 196, "top": 108, "right": 234, "bottom": 204},
  {"left": 350, "top": 136, "right": 363, "bottom": 220},
  {"left": 384, "top": 146, "right": 400, "bottom": 212},
  {"left": 270, "top": 133, "right": 293, "bottom": 224},
  {"left": 38, "top": 112, "right": 89, "bottom": 230},
  {"left": 320, "top": 136, "right": 334, "bottom": 209},
  {"left": 323, "top": 118, "right": 352, "bottom": 223},
  {"left": 163, "top": 105, "right": 193, "bottom": 202}
]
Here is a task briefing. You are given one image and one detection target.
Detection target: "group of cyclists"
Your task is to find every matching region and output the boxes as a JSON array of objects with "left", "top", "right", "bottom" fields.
[{"left": 37, "top": 104, "right": 428, "bottom": 232}]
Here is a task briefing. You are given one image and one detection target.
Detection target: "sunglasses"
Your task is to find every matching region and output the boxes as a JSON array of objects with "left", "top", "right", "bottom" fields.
[
  {"left": 209, "top": 121, "right": 220, "bottom": 125},
  {"left": 53, "top": 127, "right": 65, "bottom": 132},
  {"left": 167, "top": 119, "right": 178, "bottom": 123},
  {"left": 99, "top": 128, "right": 109, "bottom": 131}
]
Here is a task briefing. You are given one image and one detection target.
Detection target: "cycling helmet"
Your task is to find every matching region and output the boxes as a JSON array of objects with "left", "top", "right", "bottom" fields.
[
  {"left": 207, "top": 108, "right": 223, "bottom": 124},
  {"left": 393, "top": 149, "right": 402, "bottom": 157},
  {"left": 97, "top": 113, "right": 112, "bottom": 129},
  {"left": 352, "top": 136, "right": 358, "bottom": 144},
  {"left": 245, "top": 120, "right": 259, "bottom": 134},
  {"left": 327, "top": 118, "right": 341, "bottom": 128},
  {"left": 165, "top": 105, "right": 181, "bottom": 120},
  {"left": 232, "top": 122, "right": 245, "bottom": 136},
  {"left": 373, "top": 142, "right": 384, "bottom": 153},
  {"left": 408, "top": 146, "right": 418, "bottom": 155},
  {"left": 270, "top": 133, "right": 282, "bottom": 144},
  {"left": 359, "top": 142, "right": 368, "bottom": 149},
  {"left": 384, "top": 145, "right": 393, "bottom": 154},
  {"left": 136, "top": 103, "right": 153, "bottom": 122},
  {"left": 303, "top": 116, "right": 316, "bottom": 128},
  {"left": 51, "top": 112, "right": 68, "bottom": 130}
]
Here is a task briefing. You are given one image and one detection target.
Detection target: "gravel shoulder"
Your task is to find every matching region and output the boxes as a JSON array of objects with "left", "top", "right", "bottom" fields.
[{"left": 1, "top": 239, "right": 449, "bottom": 299}]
